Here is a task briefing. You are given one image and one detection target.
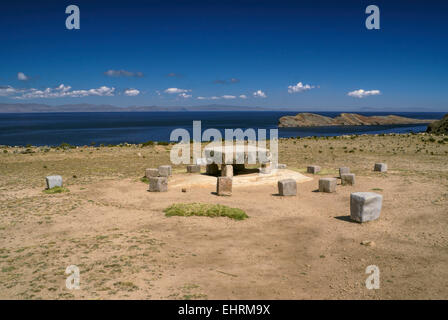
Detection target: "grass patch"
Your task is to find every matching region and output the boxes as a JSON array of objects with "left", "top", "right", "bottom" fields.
[
  {"left": 43, "top": 186, "right": 70, "bottom": 194},
  {"left": 140, "top": 177, "right": 149, "bottom": 183},
  {"left": 371, "top": 188, "right": 383, "bottom": 191},
  {"left": 164, "top": 203, "right": 248, "bottom": 220}
]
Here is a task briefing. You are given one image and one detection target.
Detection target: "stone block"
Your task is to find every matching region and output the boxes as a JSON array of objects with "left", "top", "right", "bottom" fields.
[
  {"left": 221, "top": 164, "right": 233, "bottom": 178},
  {"left": 278, "top": 179, "right": 296, "bottom": 196},
  {"left": 350, "top": 192, "right": 382, "bottom": 223},
  {"left": 187, "top": 164, "right": 201, "bottom": 173},
  {"left": 217, "top": 177, "right": 232, "bottom": 196},
  {"left": 145, "top": 168, "right": 159, "bottom": 178},
  {"left": 339, "top": 167, "right": 350, "bottom": 177},
  {"left": 318, "top": 178, "right": 337, "bottom": 193},
  {"left": 158, "top": 165, "right": 172, "bottom": 177},
  {"left": 307, "top": 165, "right": 321, "bottom": 174},
  {"left": 260, "top": 161, "right": 272, "bottom": 174},
  {"left": 206, "top": 163, "right": 219, "bottom": 175},
  {"left": 46, "top": 175, "right": 63, "bottom": 189},
  {"left": 148, "top": 177, "right": 168, "bottom": 192},
  {"left": 276, "top": 163, "right": 287, "bottom": 169},
  {"left": 374, "top": 163, "right": 387, "bottom": 172},
  {"left": 341, "top": 173, "right": 355, "bottom": 186}
]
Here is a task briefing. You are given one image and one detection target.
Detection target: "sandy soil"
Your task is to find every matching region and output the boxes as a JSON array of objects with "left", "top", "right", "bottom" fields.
[{"left": 0, "top": 133, "right": 447, "bottom": 299}]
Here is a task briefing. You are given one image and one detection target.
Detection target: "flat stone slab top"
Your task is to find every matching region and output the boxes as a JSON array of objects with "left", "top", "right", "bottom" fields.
[
  {"left": 158, "top": 165, "right": 172, "bottom": 177},
  {"left": 307, "top": 165, "right": 321, "bottom": 174},
  {"left": 204, "top": 144, "right": 271, "bottom": 165},
  {"left": 148, "top": 177, "right": 168, "bottom": 192},
  {"left": 339, "top": 167, "right": 350, "bottom": 177},
  {"left": 169, "top": 169, "right": 312, "bottom": 189},
  {"left": 318, "top": 177, "right": 337, "bottom": 193},
  {"left": 46, "top": 175, "right": 63, "bottom": 189},
  {"left": 374, "top": 163, "right": 387, "bottom": 172},
  {"left": 278, "top": 179, "right": 297, "bottom": 196},
  {"left": 145, "top": 168, "right": 159, "bottom": 178},
  {"left": 341, "top": 173, "right": 355, "bottom": 186},
  {"left": 217, "top": 177, "right": 232, "bottom": 196},
  {"left": 350, "top": 192, "right": 383, "bottom": 223}
]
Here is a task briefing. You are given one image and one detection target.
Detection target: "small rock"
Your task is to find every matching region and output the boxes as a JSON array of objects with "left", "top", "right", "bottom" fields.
[{"left": 360, "top": 240, "right": 376, "bottom": 247}]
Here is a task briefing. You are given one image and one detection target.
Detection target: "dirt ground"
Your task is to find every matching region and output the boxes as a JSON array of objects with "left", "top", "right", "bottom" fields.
[{"left": 0, "top": 133, "right": 447, "bottom": 299}]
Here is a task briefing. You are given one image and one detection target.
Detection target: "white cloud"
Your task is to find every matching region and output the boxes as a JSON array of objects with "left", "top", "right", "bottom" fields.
[
  {"left": 0, "top": 85, "right": 22, "bottom": 96},
  {"left": 347, "top": 89, "right": 381, "bottom": 98},
  {"left": 178, "top": 92, "right": 192, "bottom": 99},
  {"left": 164, "top": 88, "right": 191, "bottom": 94},
  {"left": 239, "top": 94, "right": 247, "bottom": 99},
  {"left": 124, "top": 88, "right": 140, "bottom": 96},
  {"left": 196, "top": 95, "right": 243, "bottom": 100},
  {"left": 253, "top": 90, "right": 267, "bottom": 98},
  {"left": 8, "top": 84, "right": 115, "bottom": 99},
  {"left": 104, "top": 69, "right": 144, "bottom": 77},
  {"left": 17, "top": 72, "right": 30, "bottom": 81},
  {"left": 287, "top": 82, "right": 315, "bottom": 93}
]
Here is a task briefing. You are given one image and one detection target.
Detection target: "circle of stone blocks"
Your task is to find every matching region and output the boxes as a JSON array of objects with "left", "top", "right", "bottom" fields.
[
  {"left": 307, "top": 165, "right": 321, "bottom": 174},
  {"left": 278, "top": 179, "right": 297, "bottom": 196},
  {"left": 339, "top": 167, "right": 350, "bottom": 177},
  {"left": 217, "top": 177, "right": 232, "bottom": 196},
  {"left": 158, "top": 165, "right": 172, "bottom": 177},
  {"left": 318, "top": 177, "right": 337, "bottom": 193},
  {"left": 341, "top": 173, "right": 355, "bottom": 186},
  {"left": 221, "top": 164, "right": 233, "bottom": 178},
  {"left": 276, "top": 163, "right": 287, "bottom": 169},
  {"left": 186, "top": 164, "right": 201, "bottom": 174},
  {"left": 260, "top": 161, "right": 272, "bottom": 174},
  {"left": 46, "top": 175, "right": 63, "bottom": 189},
  {"left": 148, "top": 177, "right": 168, "bottom": 192},
  {"left": 374, "top": 163, "right": 387, "bottom": 172},
  {"left": 350, "top": 192, "right": 382, "bottom": 223},
  {"left": 145, "top": 168, "right": 159, "bottom": 178},
  {"left": 206, "top": 163, "right": 219, "bottom": 175}
]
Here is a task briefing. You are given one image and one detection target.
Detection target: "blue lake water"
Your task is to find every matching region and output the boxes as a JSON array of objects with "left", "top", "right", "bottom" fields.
[{"left": 0, "top": 111, "right": 444, "bottom": 146}]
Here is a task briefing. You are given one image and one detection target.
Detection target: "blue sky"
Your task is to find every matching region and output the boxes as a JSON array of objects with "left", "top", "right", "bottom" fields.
[{"left": 0, "top": 0, "right": 447, "bottom": 111}]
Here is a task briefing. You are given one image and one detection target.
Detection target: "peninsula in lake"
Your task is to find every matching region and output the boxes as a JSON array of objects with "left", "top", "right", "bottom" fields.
[{"left": 278, "top": 112, "right": 437, "bottom": 127}]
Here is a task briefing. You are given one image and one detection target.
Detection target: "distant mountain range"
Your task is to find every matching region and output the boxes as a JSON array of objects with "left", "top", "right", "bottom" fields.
[
  {"left": 0, "top": 103, "right": 443, "bottom": 113},
  {"left": 278, "top": 112, "right": 437, "bottom": 127},
  {"left": 0, "top": 103, "right": 277, "bottom": 113}
]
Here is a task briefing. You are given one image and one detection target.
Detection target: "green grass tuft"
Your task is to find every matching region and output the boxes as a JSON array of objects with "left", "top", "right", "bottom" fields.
[
  {"left": 164, "top": 203, "right": 248, "bottom": 220},
  {"left": 43, "top": 186, "right": 70, "bottom": 194},
  {"left": 140, "top": 177, "right": 149, "bottom": 183}
]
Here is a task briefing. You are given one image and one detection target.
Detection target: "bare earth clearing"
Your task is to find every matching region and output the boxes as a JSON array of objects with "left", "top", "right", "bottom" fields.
[{"left": 1, "top": 133, "right": 447, "bottom": 299}]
